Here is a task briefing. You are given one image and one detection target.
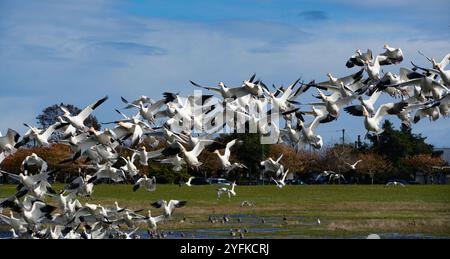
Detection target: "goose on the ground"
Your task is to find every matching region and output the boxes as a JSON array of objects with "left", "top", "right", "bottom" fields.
[{"left": 217, "top": 181, "right": 237, "bottom": 200}]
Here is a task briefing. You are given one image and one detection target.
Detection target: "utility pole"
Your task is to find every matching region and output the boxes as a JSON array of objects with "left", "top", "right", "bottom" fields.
[{"left": 342, "top": 129, "right": 345, "bottom": 145}]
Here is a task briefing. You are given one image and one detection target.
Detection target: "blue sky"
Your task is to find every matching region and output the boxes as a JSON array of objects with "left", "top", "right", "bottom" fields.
[{"left": 0, "top": 0, "right": 449, "bottom": 147}]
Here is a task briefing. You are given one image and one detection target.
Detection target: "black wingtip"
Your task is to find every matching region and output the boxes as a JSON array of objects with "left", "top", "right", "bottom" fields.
[{"left": 92, "top": 96, "right": 108, "bottom": 110}]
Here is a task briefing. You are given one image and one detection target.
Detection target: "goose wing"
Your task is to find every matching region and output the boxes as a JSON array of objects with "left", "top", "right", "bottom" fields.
[
  {"left": 77, "top": 96, "right": 108, "bottom": 121},
  {"left": 224, "top": 139, "right": 237, "bottom": 160}
]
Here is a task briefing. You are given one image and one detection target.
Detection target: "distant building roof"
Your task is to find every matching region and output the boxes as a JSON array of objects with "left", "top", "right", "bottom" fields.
[{"left": 435, "top": 148, "right": 450, "bottom": 164}]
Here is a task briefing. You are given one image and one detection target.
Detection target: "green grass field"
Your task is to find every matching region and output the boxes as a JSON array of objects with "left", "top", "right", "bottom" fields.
[{"left": 1, "top": 184, "right": 450, "bottom": 238}]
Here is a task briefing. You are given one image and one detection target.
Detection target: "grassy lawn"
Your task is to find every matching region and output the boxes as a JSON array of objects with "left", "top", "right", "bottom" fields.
[{"left": 1, "top": 184, "right": 450, "bottom": 238}]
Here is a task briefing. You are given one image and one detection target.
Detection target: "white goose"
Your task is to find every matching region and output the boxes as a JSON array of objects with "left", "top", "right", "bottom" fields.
[
  {"left": 309, "top": 88, "right": 357, "bottom": 117},
  {"left": 131, "top": 146, "right": 163, "bottom": 166},
  {"left": 177, "top": 142, "right": 206, "bottom": 170},
  {"left": 346, "top": 49, "right": 373, "bottom": 68},
  {"left": 364, "top": 55, "right": 384, "bottom": 81},
  {"left": 120, "top": 154, "right": 139, "bottom": 178},
  {"left": 344, "top": 90, "right": 382, "bottom": 116},
  {"left": 345, "top": 160, "right": 363, "bottom": 170},
  {"left": 156, "top": 154, "right": 185, "bottom": 172},
  {"left": 297, "top": 113, "right": 325, "bottom": 149},
  {"left": 61, "top": 96, "right": 108, "bottom": 131},
  {"left": 88, "top": 163, "right": 126, "bottom": 183},
  {"left": 133, "top": 175, "right": 156, "bottom": 192},
  {"left": 19, "top": 121, "right": 67, "bottom": 147},
  {"left": 20, "top": 153, "right": 48, "bottom": 172},
  {"left": 217, "top": 181, "right": 237, "bottom": 200},
  {"left": 361, "top": 102, "right": 408, "bottom": 135},
  {"left": 141, "top": 210, "right": 165, "bottom": 232},
  {"left": 0, "top": 211, "right": 28, "bottom": 233},
  {"left": 185, "top": 176, "right": 194, "bottom": 187},
  {"left": 1, "top": 169, "right": 58, "bottom": 191},
  {"left": 260, "top": 154, "right": 284, "bottom": 177},
  {"left": 0, "top": 128, "right": 20, "bottom": 153},
  {"left": 271, "top": 169, "right": 289, "bottom": 188},
  {"left": 151, "top": 200, "right": 187, "bottom": 218},
  {"left": 380, "top": 44, "right": 404, "bottom": 65},
  {"left": 213, "top": 139, "right": 247, "bottom": 175},
  {"left": 23, "top": 200, "right": 57, "bottom": 225}
]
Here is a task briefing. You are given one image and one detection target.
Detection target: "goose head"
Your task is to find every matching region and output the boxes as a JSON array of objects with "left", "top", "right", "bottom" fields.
[
  {"left": 356, "top": 49, "right": 362, "bottom": 56},
  {"left": 362, "top": 106, "right": 370, "bottom": 117},
  {"left": 218, "top": 82, "right": 226, "bottom": 89},
  {"left": 313, "top": 135, "right": 323, "bottom": 149},
  {"left": 317, "top": 89, "right": 326, "bottom": 100},
  {"left": 326, "top": 73, "right": 333, "bottom": 80},
  {"left": 383, "top": 43, "right": 389, "bottom": 50}
]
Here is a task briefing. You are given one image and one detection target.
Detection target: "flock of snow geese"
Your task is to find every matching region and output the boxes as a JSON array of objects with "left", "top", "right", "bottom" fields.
[{"left": 0, "top": 44, "right": 449, "bottom": 239}]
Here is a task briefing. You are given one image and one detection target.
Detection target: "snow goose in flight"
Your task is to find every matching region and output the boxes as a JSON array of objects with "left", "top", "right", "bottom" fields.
[
  {"left": 128, "top": 146, "right": 163, "bottom": 166},
  {"left": 213, "top": 139, "right": 247, "bottom": 175},
  {"left": 63, "top": 172, "right": 94, "bottom": 197},
  {"left": 1, "top": 168, "right": 59, "bottom": 191},
  {"left": 386, "top": 181, "right": 405, "bottom": 187},
  {"left": 88, "top": 163, "right": 126, "bottom": 183},
  {"left": 22, "top": 200, "right": 57, "bottom": 225},
  {"left": 311, "top": 69, "right": 364, "bottom": 91},
  {"left": 263, "top": 78, "right": 301, "bottom": 113},
  {"left": 0, "top": 195, "right": 23, "bottom": 213},
  {"left": 271, "top": 169, "right": 289, "bottom": 188},
  {"left": 106, "top": 109, "right": 152, "bottom": 146},
  {"left": 28, "top": 180, "right": 57, "bottom": 200},
  {"left": 20, "top": 153, "right": 48, "bottom": 172},
  {"left": 65, "top": 128, "right": 117, "bottom": 161},
  {"left": 61, "top": 96, "right": 108, "bottom": 131},
  {"left": 383, "top": 70, "right": 449, "bottom": 100},
  {"left": 315, "top": 170, "right": 337, "bottom": 183},
  {"left": 306, "top": 88, "right": 357, "bottom": 117},
  {"left": 379, "top": 44, "right": 404, "bottom": 65},
  {"left": 156, "top": 154, "right": 185, "bottom": 172},
  {"left": 120, "top": 93, "right": 176, "bottom": 124},
  {"left": 346, "top": 49, "right": 373, "bottom": 68},
  {"left": 260, "top": 154, "right": 285, "bottom": 177},
  {"left": 361, "top": 102, "right": 408, "bottom": 135},
  {"left": 0, "top": 128, "right": 20, "bottom": 153},
  {"left": 413, "top": 102, "right": 441, "bottom": 123},
  {"left": 17, "top": 121, "right": 68, "bottom": 147},
  {"left": 414, "top": 53, "right": 450, "bottom": 86},
  {"left": 120, "top": 154, "right": 139, "bottom": 178},
  {"left": 296, "top": 112, "right": 326, "bottom": 149},
  {"left": 329, "top": 173, "right": 345, "bottom": 184},
  {"left": 185, "top": 176, "right": 194, "bottom": 187},
  {"left": 122, "top": 95, "right": 152, "bottom": 109},
  {"left": 345, "top": 160, "right": 363, "bottom": 170},
  {"left": 177, "top": 141, "right": 206, "bottom": 170},
  {"left": 190, "top": 74, "right": 260, "bottom": 99},
  {"left": 344, "top": 90, "right": 382, "bottom": 116},
  {"left": 151, "top": 200, "right": 187, "bottom": 218},
  {"left": 133, "top": 175, "right": 156, "bottom": 192},
  {"left": 217, "top": 181, "right": 237, "bottom": 200},
  {"left": 0, "top": 211, "right": 28, "bottom": 233},
  {"left": 364, "top": 55, "right": 384, "bottom": 81}
]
